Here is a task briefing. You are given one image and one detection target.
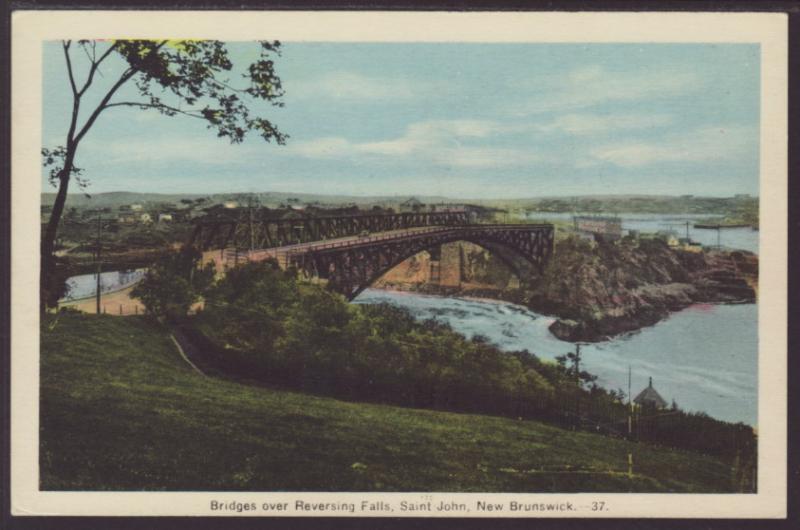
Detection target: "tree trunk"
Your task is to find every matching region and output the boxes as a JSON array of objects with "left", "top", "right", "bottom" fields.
[{"left": 40, "top": 150, "right": 75, "bottom": 309}]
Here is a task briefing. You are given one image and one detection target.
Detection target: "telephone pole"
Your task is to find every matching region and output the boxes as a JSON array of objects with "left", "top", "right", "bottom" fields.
[
  {"left": 95, "top": 211, "right": 102, "bottom": 315},
  {"left": 574, "top": 343, "right": 581, "bottom": 421},
  {"left": 628, "top": 365, "right": 633, "bottom": 437},
  {"left": 248, "top": 195, "right": 256, "bottom": 252}
]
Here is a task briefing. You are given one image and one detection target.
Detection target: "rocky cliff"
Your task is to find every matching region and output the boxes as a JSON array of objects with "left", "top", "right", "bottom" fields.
[
  {"left": 373, "top": 236, "right": 758, "bottom": 343},
  {"left": 534, "top": 237, "right": 757, "bottom": 341}
]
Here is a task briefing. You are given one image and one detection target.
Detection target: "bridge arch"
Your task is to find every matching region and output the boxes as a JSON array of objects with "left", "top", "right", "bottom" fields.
[{"left": 293, "top": 226, "right": 553, "bottom": 300}]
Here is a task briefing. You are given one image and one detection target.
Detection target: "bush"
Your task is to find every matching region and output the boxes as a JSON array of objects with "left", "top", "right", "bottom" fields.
[
  {"left": 189, "top": 261, "right": 756, "bottom": 463},
  {"left": 131, "top": 249, "right": 214, "bottom": 319}
]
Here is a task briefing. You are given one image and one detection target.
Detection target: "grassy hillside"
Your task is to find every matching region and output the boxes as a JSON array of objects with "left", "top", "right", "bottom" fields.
[{"left": 40, "top": 312, "right": 738, "bottom": 492}]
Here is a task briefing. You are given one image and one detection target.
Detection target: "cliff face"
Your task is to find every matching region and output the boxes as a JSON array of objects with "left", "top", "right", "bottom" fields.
[
  {"left": 372, "top": 236, "right": 757, "bottom": 343},
  {"left": 527, "top": 237, "right": 756, "bottom": 341}
]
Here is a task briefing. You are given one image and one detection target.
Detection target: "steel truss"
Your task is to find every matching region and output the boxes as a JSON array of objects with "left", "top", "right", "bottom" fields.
[
  {"left": 284, "top": 225, "right": 554, "bottom": 299},
  {"left": 189, "top": 210, "right": 471, "bottom": 251}
]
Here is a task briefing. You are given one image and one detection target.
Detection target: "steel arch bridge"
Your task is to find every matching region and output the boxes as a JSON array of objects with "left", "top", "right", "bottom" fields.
[{"left": 198, "top": 222, "right": 555, "bottom": 300}]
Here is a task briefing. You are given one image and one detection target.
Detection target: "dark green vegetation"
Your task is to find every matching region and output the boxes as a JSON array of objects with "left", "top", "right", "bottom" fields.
[
  {"left": 41, "top": 311, "right": 746, "bottom": 492},
  {"left": 167, "top": 261, "right": 755, "bottom": 470},
  {"left": 130, "top": 249, "right": 214, "bottom": 319}
]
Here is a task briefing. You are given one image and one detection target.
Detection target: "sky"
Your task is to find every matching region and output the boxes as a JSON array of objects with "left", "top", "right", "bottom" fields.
[{"left": 42, "top": 42, "right": 760, "bottom": 199}]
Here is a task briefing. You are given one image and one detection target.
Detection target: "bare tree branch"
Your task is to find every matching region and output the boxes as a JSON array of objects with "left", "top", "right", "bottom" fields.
[
  {"left": 78, "top": 42, "right": 119, "bottom": 96},
  {"left": 103, "top": 101, "right": 206, "bottom": 119},
  {"left": 62, "top": 41, "right": 78, "bottom": 97},
  {"left": 74, "top": 41, "right": 169, "bottom": 145},
  {"left": 73, "top": 68, "right": 138, "bottom": 145},
  {"left": 79, "top": 43, "right": 94, "bottom": 65}
]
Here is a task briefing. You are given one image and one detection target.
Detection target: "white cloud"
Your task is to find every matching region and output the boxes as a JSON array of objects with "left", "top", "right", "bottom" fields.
[
  {"left": 539, "top": 113, "right": 673, "bottom": 135},
  {"left": 290, "top": 71, "right": 421, "bottom": 101},
  {"left": 515, "top": 66, "right": 702, "bottom": 115},
  {"left": 285, "top": 119, "right": 542, "bottom": 169},
  {"left": 85, "top": 135, "right": 266, "bottom": 166},
  {"left": 588, "top": 125, "right": 756, "bottom": 168}
]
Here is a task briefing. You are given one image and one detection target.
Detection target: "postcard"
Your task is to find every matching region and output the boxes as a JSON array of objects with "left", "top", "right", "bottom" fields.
[{"left": 10, "top": 9, "right": 788, "bottom": 518}]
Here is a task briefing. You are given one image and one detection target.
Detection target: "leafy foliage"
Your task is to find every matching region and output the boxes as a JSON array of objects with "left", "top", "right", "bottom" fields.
[
  {"left": 40, "top": 311, "right": 745, "bottom": 492},
  {"left": 186, "top": 262, "right": 756, "bottom": 465},
  {"left": 130, "top": 249, "right": 214, "bottom": 319}
]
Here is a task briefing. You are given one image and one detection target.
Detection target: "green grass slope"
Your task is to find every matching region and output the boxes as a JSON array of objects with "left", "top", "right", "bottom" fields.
[{"left": 41, "top": 312, "right": 736, "bottom": 492}]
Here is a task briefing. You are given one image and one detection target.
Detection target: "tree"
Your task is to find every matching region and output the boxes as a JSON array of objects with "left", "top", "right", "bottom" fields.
[
  {"left": 130, "top": 248, "right": 214, "bottom": 320},
  {"left": 41, "top": 40, "right": 287, "bottom": 307}
]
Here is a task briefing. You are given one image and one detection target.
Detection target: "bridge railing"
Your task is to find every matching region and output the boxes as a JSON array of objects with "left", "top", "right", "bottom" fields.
[
  {"left": 281, "top": 225, "right": 449, "bottom": 255},
  {"left": 230, "top": 222, "right": 554, "bottom": 268},
  {"left": 278, "top": 223, "right": 553, "bottom": 258}
]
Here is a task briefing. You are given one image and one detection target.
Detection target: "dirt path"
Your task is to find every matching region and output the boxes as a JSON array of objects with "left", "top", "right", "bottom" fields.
[{"left": 59, "top": 285, "right": 145, "bottom": 315}]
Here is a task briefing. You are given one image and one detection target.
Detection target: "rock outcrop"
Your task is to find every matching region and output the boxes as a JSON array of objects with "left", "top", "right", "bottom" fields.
[
  {"left": 528, "top": 237, "right": 757, "bottom": 342},
  {"left": 373, "top": 236, "right": 757, "bottom": 343}
]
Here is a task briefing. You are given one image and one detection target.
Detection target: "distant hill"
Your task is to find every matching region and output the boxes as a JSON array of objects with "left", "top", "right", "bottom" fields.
[
  {"left": 41, "top": 191, "right": 455, "bottom": 209},
  {"left": 41, "top": 191, "right": 758, "bottom": 217}
]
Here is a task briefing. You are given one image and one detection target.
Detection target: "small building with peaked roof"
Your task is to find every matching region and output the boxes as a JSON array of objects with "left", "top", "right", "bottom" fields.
[{"left": 633, "top": 377, "right": 668, "bottom": 409}]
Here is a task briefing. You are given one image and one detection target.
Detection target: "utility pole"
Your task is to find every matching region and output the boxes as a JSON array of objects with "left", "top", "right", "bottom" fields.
[
  {"left": 628, "top": 365, "right": 632, "bottom": 437},
  {"left": 627, "top": 364, "right": 633, "bottom": 481},
  {"left": 248, "top": 195, "right": 256, "bottom": 252},
  {"left": 574, "top": 343, "right": 581, "bottom": 422},
  {"left": 95, "top": 211, "right": 102, "bottom": 315}
]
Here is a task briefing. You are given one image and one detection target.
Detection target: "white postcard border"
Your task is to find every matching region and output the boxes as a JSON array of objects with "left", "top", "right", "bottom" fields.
[{"left": 10, "top": 10, "right": 788, "bottom": 518}]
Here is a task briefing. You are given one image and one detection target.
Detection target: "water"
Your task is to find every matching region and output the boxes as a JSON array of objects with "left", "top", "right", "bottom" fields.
[
  {"left": 523, "top": 212, "right": 759, "bottom": 254},
  {"left": 60, "top": 269, "right": 147, "bottom": 301},
  {"left": 355, "top": 289, "right": 757, "bottom": 426}
]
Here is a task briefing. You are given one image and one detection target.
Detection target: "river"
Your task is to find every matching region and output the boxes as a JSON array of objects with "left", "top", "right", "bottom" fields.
[
  {"left": 60, "top": 269, "right": 146, "bottom": 302},
  {"left": 355, "top": 211, "right": 758, "bottom": 426},
  {"left": 59, "top": 212, "right": 758, "bottom": 426},
  {"left": 355, "top": 290, "right": 757, "bottom": 426},
  {"left": 523, "top": 212, "right": 759, "bottom": 254}
]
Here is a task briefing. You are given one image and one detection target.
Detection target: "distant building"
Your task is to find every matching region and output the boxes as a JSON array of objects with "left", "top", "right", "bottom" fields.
[
  {"left": 400, "top": 197, "right": 424, "bottom": 212},
  {"left": 158, "top": 213, "right": 173, "bottom": 222},
  {"left": 139, "top": 213, "right": 152, "bottom": 223},
  {"left": 678, "top": 237, "right": 703, "bottom": 253},
  {"left": 655, "top": 231, "right": 680, "bottom": 247},
  {"left": 633, "top": 377, "right": 668, "bottom": 409},
  {"left": 130, "top": 204, "right": 143, "bottom": 211},
  {"left": 118, "top": 214, "right": 136, "bottom": 224},
  {"left": 223, "top": 200, "right": 239, "bottom": 209},
  {"left": 574, "top": 216, "right": 622, "bottom": 242}
]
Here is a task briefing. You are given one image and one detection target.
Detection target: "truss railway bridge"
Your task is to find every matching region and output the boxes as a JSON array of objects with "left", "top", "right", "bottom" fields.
[{"left": 188, "top": 210, "right": 554, "bottom": 300}]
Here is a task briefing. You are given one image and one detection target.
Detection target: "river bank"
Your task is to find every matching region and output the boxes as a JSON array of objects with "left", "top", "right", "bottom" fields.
[{"left": 354, "top": 290, "right": 758, "bottom": 426}]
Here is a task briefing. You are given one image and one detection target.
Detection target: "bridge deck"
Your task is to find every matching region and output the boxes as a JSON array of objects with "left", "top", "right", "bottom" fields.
[{"left": 229, "top": 223, "right": 552, "bottom": 267}]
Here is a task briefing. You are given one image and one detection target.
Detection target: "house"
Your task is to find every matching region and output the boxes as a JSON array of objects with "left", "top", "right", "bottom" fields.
[
  {"left": 656, "top": 231, "right": 680, "bottom": 247},
  {"left": 400, "top": 197, "right": 423, "bottom": 212},
  {"left": 633, "top": 377, "right": 668, "bottom": 409},
  {"left": 139, "top": 212, "right": 153, "bottom": 223},
  {"left": 130, "top": 204, "right": 143, "bottom": 211},
  {"left": 118, "top": 214, "right": 136, "bottom": 224},
  {"left": 678, "top": 237, "right": 703, "bottom": 253},
  {"left": 158, "top": 213, "right": 173, "bottom": 223},
  {"left": 573, "top": 216, "right": 623, "bottom": 242}
]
